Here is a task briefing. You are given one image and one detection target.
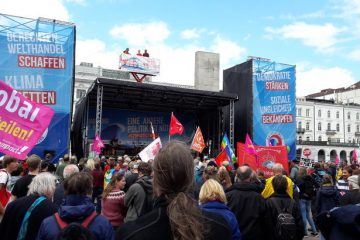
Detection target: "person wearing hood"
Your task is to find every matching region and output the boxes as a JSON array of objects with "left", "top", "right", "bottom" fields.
[
  {"left": 124, "top": 161, "right": 153, "bottom": 222},
  {"left": 37, "top": 172, "right": 114, "bottom": 240},
  {"left": 296, "top": 167, "right": 319, "bottom": 237},
  {"left": 340, "top": 174, "right": 360, "bottom": 205},
  {"left": 316, "top": 203, "right": 360, "bottom": 240},
  {"left": 226, "top": 166, "right": 266, "bottom": 240},
  {"left": 315, "top": 174, "right": 340, "bottom": 240},
  {"left": 199, "top": 179, "right": 241, "bottom": 240},
  {"left": 316, "top": 174, "right": 340, "bottom": 214}
]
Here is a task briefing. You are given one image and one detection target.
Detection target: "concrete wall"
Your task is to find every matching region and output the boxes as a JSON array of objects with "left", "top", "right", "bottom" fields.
[{"left": 194, "top": 51, "right": 219, "bottom": 91}]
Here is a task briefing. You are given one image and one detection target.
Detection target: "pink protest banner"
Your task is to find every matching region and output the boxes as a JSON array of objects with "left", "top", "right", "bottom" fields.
[{"left": 0, "top": 80, "right": 54, "bottom": 159}]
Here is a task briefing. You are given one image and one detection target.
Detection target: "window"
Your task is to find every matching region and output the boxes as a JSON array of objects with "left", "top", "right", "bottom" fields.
[
  {"left": 327, "top": 110, "right": 331, "bottom": 118},
  {"left": 336, "top": 123, "right": 340, "bottom": 132},
  {"left": 348, "top": 124, "right": 351, "bottom": 133},
  {"left": 357, "top": 125, "right": 359, "bottom": 132},
  {"left": 306, "top": 136, "right": 310, "bottom": 141},
  {"left": 348, "top": 112, "right": 351, "bottom": 120},
  {"left": 298, "top": 136, "right": 302, "bottom": 142},
  {"left": 298, "top": 122, "right": 302, "bottom": 129},
  {"left": 336, "top": 111, "right": 339, "bottom": 118},
  {"left": 297, "top": 108, "right": 302, "bottom": 117},
  {"left": 337, "top": 138, "right": 340, "bottom": 143},
  {"left": 357, "top": 113, "right": 360, "bottom": 120},
  {"left": 306, "top": 122, "right": 310, "bottom": 131},
  {"left": 327, "top": 123, "right": 331, "bottom": 131},
  {"left": 318, "top": 122, "right": 322, "bottom": 131},
  {"left": 328, "top": 137, "right": 331, "bottom": 142},
  {"left": 318, "top": 110, "right": 321, "bottom": 117},
  {"left": 76, "top": 89, "right": 86, "bottom": 99},
  {"left": 306, "top": 109, "right": 310, "bottom": 117},
  {"left": 318, "top": 136, "right": 322, "bottom": 141}
]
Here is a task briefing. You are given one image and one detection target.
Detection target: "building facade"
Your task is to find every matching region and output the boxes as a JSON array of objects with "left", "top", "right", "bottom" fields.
[{"left": 296, "top": 97, "right": 359, "bottom": 163}]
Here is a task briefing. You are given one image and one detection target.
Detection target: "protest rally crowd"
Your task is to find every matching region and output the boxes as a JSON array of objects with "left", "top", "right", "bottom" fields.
[{"left": 0, "top": 141, "right": 359, "bottom": 240}]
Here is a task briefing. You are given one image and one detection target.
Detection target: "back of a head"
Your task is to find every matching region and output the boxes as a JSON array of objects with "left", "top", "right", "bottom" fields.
[
  {"left": 64, "top": 172, "right": 93, "bottom": 196},
  {"left": 272, "top": 163, "right": 284, "bottom": 175},
  {"left": 153, "top": 140, "right": 203, "bottom": 239},
  {"left": 272, "top": 175, "right": 288, "bottom": 194},
  {"left": 138, "top": 162, "right": 152, "bottom": 176},
  {"left": 63, "top": 164, "right": 79, "bottom": 179},
  {"left": 322, "top": 174, "right": 333, "bottom": 185},
  {"left": 63, "top": 154, "right": 70, "bottom": 162},
  {"left": 26, "top": 154, "right": 42, "bottom": 171},
  {"left": 199, "top": 179, "right": 227, "bottom": 204},
  {"left": 28, "top": 172, "right": 57, "bottom": 198},
  {"left": 236, "top": 166, "right": 252, "bottom": 182}
]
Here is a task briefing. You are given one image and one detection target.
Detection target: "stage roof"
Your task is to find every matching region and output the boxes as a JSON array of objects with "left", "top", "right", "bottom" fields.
[{"left": 81, "top": 78, "right": 238, "bottom": 112}]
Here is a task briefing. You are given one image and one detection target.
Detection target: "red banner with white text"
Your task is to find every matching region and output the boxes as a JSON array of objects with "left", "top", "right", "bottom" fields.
[{"left": 237, "top": 143, "right": 289, "bottom": 178}]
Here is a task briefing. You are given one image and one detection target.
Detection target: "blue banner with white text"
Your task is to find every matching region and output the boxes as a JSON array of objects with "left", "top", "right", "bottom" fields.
[
  {"left": 0, "top": 14, "right": 75, "bottom": 161},
  {"left": 252, "top": 60, "right": 296, "bottom": 160}
]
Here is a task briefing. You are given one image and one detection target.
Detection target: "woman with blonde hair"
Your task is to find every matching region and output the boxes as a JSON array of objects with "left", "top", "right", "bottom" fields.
[
  {"left": 117, "top": 140, "right": 232, "bottom": 240},
  {"left": 102, "top": 173, "right": 126, "bottom": 229},
  {"left": 199, "top": 179, "right": 241, "bottom": 240}
]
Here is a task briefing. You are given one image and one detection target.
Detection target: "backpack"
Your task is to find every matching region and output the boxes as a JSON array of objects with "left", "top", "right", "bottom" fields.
[
  {"left": 271, "top": 199, "right": 297, "bottom": 240},
  {"left": 54, "top": 211, "right": 98, "bottom": 240},
  {"left": 136, "top": 180, "right": 154, "bottom": 216}
]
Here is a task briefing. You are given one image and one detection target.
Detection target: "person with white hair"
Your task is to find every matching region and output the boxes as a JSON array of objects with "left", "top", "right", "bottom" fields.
[
  {"left": 261, "top": 163, "right": 294, "bottom": 199},
  {"left": 53, "top": 164, "right": 79, "bottom": 207},
  {"left": 0, "top": 172, "right": 58, "bottom": 240},
  {"left": 340, "top": 174, "right": 360, "bottom": 205}
]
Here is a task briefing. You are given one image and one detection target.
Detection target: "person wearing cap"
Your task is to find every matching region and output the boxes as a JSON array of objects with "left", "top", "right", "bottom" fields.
[{"left": 340, "top": 174, "right": 360, "bottom": 205}]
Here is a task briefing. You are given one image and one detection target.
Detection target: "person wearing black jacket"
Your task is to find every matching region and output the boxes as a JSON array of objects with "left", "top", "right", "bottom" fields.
[
  {"left": 226, "top": 166, "right": 266, "bottom": 240},
  {"left": 296, "top": 167, "right": 319, "bottom": 237},
  {"left": 117, "top": 141, "right": 232, "bottom": 240},
  {"left": 264, "top": 175, "right": 304, "bottom": 240}
]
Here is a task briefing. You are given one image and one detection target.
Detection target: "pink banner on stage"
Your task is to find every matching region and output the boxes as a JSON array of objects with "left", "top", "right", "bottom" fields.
[
  {"left": 0, "top": 81, "right": 54, "bottom": 159},
  {"left": 237, "top": 142, "right": 289, "bottom": 178},
  {"left": 92, "top": 134, "right": 105, "bottom": 154}
]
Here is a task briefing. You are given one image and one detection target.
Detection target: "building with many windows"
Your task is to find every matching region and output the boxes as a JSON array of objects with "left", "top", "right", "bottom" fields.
[{"left": 296, "top": 97, "right": 359, "bottom": 163}]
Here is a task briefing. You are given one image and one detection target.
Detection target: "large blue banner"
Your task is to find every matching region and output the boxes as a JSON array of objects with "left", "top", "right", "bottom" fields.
[
  {"left": 88, "top": 109, "right": 196, "bottom": 148},
  {"left": 252, "top": 60, "right": 296, "bottom": 160},
  {"left": 0, "top": 14, "right": 75, "bottom": 162}
]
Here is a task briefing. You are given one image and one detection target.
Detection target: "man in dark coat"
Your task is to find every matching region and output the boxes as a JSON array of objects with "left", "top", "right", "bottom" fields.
[
  {"left": 226, "top": 166, "right": 267, "bottom": 240},
  {"left": 124, "top": 162, "right": 153, "bottom": 222}
]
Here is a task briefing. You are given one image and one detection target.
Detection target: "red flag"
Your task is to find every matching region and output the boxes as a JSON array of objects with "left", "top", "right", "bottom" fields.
[
  {"left": 215, "top": 148, "right": 230, "bottom": 167},
  {"left": 169, "top": 112, "right": 184, "bottom": 136},
  {"left": 245, "top": 134, "right": 258, "bottom": 156},
  {"left": 191, "top": 127, "right": 206, "bottom": 153},
  {"left": 150, "top": 121, "right": 156, "bottom": 140}
]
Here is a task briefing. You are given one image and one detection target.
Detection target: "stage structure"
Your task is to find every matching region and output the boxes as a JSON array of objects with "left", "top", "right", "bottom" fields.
[
  {"left": 71, "top": 78, "right": 237, "bottom": 158},
  {"left": 0, "top": 13, "right": 76, "bottom": 161},
  {"left": 223, "top": 57, "right": 296, "bottom": 160}
]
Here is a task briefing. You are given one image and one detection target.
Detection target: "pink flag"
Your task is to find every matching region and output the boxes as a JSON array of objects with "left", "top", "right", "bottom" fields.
[
  {"left": 352, "top": 149, "right": 358, "bottom": 164},
  {"left": 0, "top": 81, "right": 54, "bottom": 159},
  {"left": 92, "top": 134, "right": 105, "bottom": 154},
  {"left": 245, "top": 134, "right": 258, "bottom": 156},
  {"left": 335, "top": 154, "right": 340, "bottom": 166}
]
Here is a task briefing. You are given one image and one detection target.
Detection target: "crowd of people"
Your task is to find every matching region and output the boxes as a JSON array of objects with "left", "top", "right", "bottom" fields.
[{"left": 0, "top": 141, "right": 359, "bottom": 240}]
